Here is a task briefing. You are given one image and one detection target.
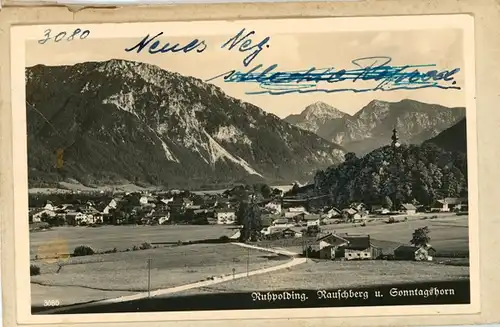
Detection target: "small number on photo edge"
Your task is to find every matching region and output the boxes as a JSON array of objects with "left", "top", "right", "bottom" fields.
[{"left": 43, "top": 300, "right": 60, "bottom": 307}]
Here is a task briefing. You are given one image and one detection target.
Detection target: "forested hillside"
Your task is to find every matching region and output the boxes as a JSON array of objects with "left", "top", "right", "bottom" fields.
[{"left": 313, "top": 143, "right": 468, "bottom": 208}]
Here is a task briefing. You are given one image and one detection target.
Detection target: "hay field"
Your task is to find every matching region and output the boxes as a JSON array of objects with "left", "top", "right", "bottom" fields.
[
  {"left": 30, "top": 224, "right": 237, "bottom": 259},
  {"left": 31, "top": 243, "right": 289, "bottom": 306},
  {"left": 164, "top": 259, "right": 470, "bottom": 297}
]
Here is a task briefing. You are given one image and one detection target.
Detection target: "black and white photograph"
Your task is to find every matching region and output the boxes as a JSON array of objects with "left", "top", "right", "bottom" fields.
[{"left": 9, "top": 15, "right": 478, "bottom": 320}]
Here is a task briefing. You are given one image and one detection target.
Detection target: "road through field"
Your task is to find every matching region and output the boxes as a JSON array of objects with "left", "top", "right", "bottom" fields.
[{"left": 39, "top": 243, "right": 306, "bottom": 314}]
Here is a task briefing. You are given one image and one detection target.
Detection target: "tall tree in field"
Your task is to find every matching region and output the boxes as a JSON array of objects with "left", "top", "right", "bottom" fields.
[
  {"left": 238, "top": 196, "right": 262, "bottom": 242},
  {"left": 410, "top": 226, "right": 431, "bottom": 247}
]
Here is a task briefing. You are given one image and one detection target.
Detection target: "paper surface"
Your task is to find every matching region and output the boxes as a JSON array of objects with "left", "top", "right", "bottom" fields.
[{"left": 1, "top": 1, "right": 500, "bottom": 327}]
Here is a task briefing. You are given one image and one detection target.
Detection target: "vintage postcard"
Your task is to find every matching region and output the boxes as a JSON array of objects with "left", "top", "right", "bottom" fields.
[{"left": 9, "top": 14, "right": 478, "bottom": 324}]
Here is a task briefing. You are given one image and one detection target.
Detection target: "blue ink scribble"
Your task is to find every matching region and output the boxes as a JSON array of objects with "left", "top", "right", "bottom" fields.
[
  {"left": 206, "top": 56, "right": 461, "bottom": 95},
  {"left": 125, "top": 32, "right": 207, "bottom": 54},
  {"left": 221, "top": 28, "right": 271, "bottom": 67}
]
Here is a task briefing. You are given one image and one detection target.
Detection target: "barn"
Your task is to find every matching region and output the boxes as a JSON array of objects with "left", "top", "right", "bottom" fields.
[{"left": 394, "top": 244, "right": 436, "bottom": 261}]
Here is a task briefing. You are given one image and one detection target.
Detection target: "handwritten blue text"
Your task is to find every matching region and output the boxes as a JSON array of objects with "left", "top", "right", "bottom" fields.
[
  {"left": 206, "top": 56, "right": 461, "bottom": 95},
  {"left": 124, "top": 32, "right": 207, "bottom": 55},
  {"left": 221, "top": 28, "right": 271, "bottom": 67}
]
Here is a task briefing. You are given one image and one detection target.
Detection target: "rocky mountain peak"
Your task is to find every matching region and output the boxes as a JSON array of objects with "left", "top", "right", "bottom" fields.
[
  {"left": 302, "top": 101, "right": 347, "bottom": 121},
  {"left": 26, "top": 59, "right": 346, "bottom": 189}
]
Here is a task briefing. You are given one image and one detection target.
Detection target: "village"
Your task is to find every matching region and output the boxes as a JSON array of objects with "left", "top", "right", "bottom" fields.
[{"left": 29, "top": 184, "right": 468, "bottom": 263}]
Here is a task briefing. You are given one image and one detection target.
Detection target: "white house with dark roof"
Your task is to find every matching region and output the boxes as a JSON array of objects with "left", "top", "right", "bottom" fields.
[
  {"left": 400, "top": 203, "right": 417, "bottom": 215},
  {"left": 215, "top": 209, "right": 236, "bottom": 224}
]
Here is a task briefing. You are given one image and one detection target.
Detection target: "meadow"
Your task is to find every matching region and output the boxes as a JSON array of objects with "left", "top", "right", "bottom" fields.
[
  {"left": 30, "top": 224, "right": 237, "bottom": 259},
  {"left": 323, "top": 215, "right": 469, "bottom": 255},
  {"left": 261, "top": 215, "right": 469, "bottom": 256},
  {"left": 31, "top": 243, "right": 289, "bottom": 307},
  {"left": 163, "top": 259, "right": 470, "bottom": 297}
]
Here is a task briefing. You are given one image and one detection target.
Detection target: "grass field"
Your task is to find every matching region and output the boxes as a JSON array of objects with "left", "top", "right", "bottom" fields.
[
  {"left": 30, "top": 225, "right": 237, "bottom": 259},
  {"left": 30, "top": 243, "right": 289, "bottom": 307},
  {"left": 164, "top": 259, "right": 470, "bottom": 297},
  {"left": 322, "top": 215, "right": 469, "bottom": 255},
  {"left": 255, "top": 215, "right": 469, "bottom": 256}
]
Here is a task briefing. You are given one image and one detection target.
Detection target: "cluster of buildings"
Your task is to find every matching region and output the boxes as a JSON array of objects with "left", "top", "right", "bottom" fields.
[
  {"left": 28, "top": 182, "right": 468, "bottom": 231},
  {"left": 257, "top": 196, "right": 467, "bottom": 238},
  {"left": 29, "top": 191, "right": 245, "bottom": 226},
  {"left": 313, "top": 232, "right": 437, "bottom": 262}
]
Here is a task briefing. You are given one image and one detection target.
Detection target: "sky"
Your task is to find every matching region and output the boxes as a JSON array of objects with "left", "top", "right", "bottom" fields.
[{"left": 25, "top": 29, "right": 465, "bottom": 118}]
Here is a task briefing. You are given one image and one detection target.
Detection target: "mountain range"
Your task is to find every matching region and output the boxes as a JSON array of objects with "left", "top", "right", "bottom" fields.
[
  {"left": 26, "top": 59, "right": 346, "bottom": 189},
  {"left": 284, "top": 99, "right": 466, "bottom": 155}
]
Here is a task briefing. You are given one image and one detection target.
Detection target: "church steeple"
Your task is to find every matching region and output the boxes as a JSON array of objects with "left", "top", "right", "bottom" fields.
[{"left": 391, "top": 126, "right": 400, "bottom": 148}]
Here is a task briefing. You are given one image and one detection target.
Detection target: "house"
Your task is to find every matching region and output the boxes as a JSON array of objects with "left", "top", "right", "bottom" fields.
[
  {"left": 394, "top": 244, "right": 436, "bottom": 261},
  {"left": 324, "top": 207, "right": 342, "bottom": 219},
  {"left": 43, "top": 201, "right": 56, "bottom": 211},
  {"left": 265, "top": 200, "right": 282, "bottom": 214},
  {"left": 170, "top": 197, "right": 194, "bottom": 212},
  {"left": 284, "top": 211, "right": 305, "bottom": 219},
  {"left": 400, "top": 203, "right": 417, "bottom": 215},
  {"left": 30, "top": 208, "right": 56, "bottom": 223},
  {"left": 103, "top": 198, "right": 120, "bottom": 214},
  {"left": 303, "top": 214, "right": 321, "bottom": 226},
  {"left": 343, "top": 235, "right": 380, "bottom": 260},
  {"left": 342, "top": 208, "right": 361, "bottom": 220},
  {"left": 215, "top": 209, "right": 236, "bottom": 224},
  {"left": 431, "top": 198, "right": 467, "bottom": 212},
  {"left": 281, "top": 228, "right": 302, "bottom": 238},
  {"left": 316, "top": 233, "right": 381, "bottom": 260},
  {"left": 139, "top": 195, "right": 157, "bottom": 206},
  {"left": 272, "top": 218, "right": 293, "bottom": 227},
  {"left": 350, "top": 202, "right": 368, "bottom": 214},
  {"left": 65, "top": 211, "right": 89, "bottom": 225},
  {"left": 288, "top": 206, "right": 307, "bottom": 213},
  {"left": 371, "top": 205, "right": 391, "bottom": 215},
  {"left": 150, "top": 209, "right": 171, "bottom": 225},
  {"left": 317, "top": 233, "right": 350, "bottom": 259}
]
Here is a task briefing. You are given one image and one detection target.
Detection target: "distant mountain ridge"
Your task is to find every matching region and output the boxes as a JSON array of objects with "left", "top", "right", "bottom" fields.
[
  {"left": 26, "top": 59, "right": 346, "bottom": 189},
  {"left": 284, "top": 102, "right": 349, "bottom": 134},
  {"left": 286, "top": 99, "right": 466, "bottom": 155},
  {"left": 424, "top": 118, "right": 467, "bottom": 153}
]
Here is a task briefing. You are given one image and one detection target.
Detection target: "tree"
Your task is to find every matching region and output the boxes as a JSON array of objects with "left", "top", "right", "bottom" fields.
[
  {"left": 238, "top": 200, "right": 262, "bottom": 242},
  {"left": 410, "top": 226, "right": 431, "bottom": 247}
]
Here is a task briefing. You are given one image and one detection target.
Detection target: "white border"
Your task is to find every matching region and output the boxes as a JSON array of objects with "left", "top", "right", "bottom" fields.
[{"left": 10, "top": 14, "right": 479, "bottom": 325}]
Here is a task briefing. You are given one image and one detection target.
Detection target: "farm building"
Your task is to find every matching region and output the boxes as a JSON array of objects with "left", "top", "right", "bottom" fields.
[
  {"left": 342, "top": 208, "right": 361, "bottom": 220},
  {"left": 431, "top": 198, "right": 467, "bottom": 212},
  {"left": 316, "top": 233, "right": 382, "bottom": 260},
  {"left": 303, "top": 214, "right": 322, "bottom": 226},
  {"left": 324, "top": 207, "right": 342, "bottom": 218},
  {"left": 394, "top": 244, "right": 436, "bottom": 261},
  {"left": 400, "top": 203, "right": 417, "bottom": 215}
]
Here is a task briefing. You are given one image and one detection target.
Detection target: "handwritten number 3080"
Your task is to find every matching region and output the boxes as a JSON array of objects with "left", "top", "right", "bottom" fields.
[{"left": 38, "top": 28, "right": 90, "bottom": 45}]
